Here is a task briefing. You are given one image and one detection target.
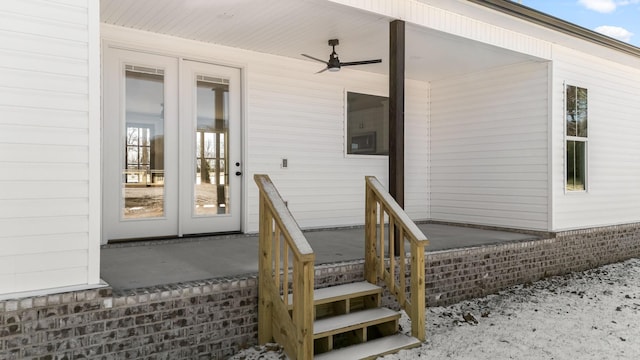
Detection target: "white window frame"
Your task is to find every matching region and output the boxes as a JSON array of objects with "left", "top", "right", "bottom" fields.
[{"left": 564, "top": 82, "right": 588, "bottom": 193}]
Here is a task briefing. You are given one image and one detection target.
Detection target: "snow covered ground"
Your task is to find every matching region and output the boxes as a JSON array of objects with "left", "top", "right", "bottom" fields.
[{"left": 229, "top": 258, "right": 640, "bottom": 360}]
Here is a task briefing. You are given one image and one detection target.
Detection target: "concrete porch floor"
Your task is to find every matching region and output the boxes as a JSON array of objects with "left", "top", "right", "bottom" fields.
[{"left": 100, "top": 223, "right": 540, "bottom": 290}]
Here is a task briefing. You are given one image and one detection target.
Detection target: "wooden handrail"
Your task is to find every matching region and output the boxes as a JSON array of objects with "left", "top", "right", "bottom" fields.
[
  {"left": 364, "top": 176, "right": 429, "bottom": 341},
  {"left": 255, "top": 174, "right": 315, "bottom": 360}
]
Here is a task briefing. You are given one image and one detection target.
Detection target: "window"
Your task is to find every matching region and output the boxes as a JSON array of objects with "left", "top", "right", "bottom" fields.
[
  {"left": 565, "top": 84, "right": 588, "bottom": 191},
  {"left": 346, "top": 92, "right": 388, "bottom": 155}
]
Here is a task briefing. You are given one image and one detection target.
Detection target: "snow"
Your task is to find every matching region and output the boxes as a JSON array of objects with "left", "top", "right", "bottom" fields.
[{"left": 229, "top": 258, "right": 640, "bottom": 360}]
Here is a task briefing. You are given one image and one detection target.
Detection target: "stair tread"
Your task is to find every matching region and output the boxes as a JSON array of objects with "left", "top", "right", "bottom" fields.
[
  {"left": 286, "top": 281, "right": 381, "bottom": 305},
  {"left": 314, "top": 281, "right": 381, "bottom": 303},
  {"left": 313, "top": 307, "right": 399, "bottom": 337},
  {"left": 314, "top": 333, "right": 422, "bottom": 360}
]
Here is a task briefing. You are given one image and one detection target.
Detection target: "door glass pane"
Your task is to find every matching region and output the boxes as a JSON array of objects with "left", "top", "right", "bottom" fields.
[
  {"left": 124, "top": 67, "right": 165, "bottom": 219},
  {"left": 194, "top": 76, "right": 230, "bottom": 216}
]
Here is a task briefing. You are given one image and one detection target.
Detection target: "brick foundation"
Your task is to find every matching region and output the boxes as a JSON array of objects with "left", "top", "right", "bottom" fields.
[
  {"left": 426, "top": 223, "right": 640, "bottom": 306},
  {"left": 2, "top": 223, "right": 640, "bottom": 359}
]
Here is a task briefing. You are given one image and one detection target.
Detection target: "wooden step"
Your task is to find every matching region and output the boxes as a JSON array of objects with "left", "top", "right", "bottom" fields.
[
  {"left": 313, "top": 334, "right": 422, "bottom": 360},
  {"left": 286, "top": 281, "right": 382, "bottom": 319},
  {"left": 286, "top": 281, "right": 381, "bottom": 306},
  {"left": 312, "top": 281, "right": 381, "bottom": 305},
  {"left": 313, "top": 307, "right": 400, "bottom": 354},
  {"left": 313, "top": 307, "right": 399, "bottom": 338}
]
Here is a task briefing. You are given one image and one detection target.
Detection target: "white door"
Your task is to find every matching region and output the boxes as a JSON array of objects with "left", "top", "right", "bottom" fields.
[
  {"left": 103, "top": 48, "right": 242, "bottom": 241},
  {"left": 179, "top": 60, "right": 241, "bottom": 234}
]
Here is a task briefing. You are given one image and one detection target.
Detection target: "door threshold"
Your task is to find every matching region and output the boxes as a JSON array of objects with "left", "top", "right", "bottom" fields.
[{"left": 106, "top": 231, "right": 243, "bottom": 245}]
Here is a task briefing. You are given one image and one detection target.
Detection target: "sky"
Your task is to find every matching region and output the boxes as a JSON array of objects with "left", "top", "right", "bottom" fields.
[{"left": 517, "top": 0, "right": 640, "bottom": 47}]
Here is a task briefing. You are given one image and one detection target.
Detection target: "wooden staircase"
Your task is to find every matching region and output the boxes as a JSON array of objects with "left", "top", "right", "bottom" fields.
[
  {"left": 308, "top": 282, "right": 421, "bottom": 359},
  {"left": 255, "top": 174, "right": 429, "bottom": 359}
]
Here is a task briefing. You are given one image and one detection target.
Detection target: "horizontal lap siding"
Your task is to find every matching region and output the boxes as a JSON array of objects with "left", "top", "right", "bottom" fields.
[
  {"left": 552, "top": 46, "right": 640, "bottom": 230},
  {"left": 245, "top": 59, "right": 429, "bottom": 232},
  {"left": 430, "top": 61, "right": 549, "bottom": 230},
  {"left": 0, "top": 0, "right": 92, "bottom": 294},
  {"left": 246, "top": 65, "right": 389, "bottom": 231},
  {"left": 405, "top": 81, "right": 430, "bottom": 221}
]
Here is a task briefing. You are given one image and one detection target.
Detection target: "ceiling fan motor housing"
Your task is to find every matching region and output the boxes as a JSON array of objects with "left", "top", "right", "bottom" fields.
[{"left": 328, "top": 39, "right": 341, "bottom": 70}]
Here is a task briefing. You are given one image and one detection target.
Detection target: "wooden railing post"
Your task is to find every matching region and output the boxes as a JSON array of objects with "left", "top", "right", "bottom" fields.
[
  {"left": 258, "top": 194, "right": 274, "bottom": 344},
  {"left": 364, "top": 178, "right": 377, "bottom": 284},
  {"left": 410, "top": 242, "right": 426, "bottom": 341},
  {"left": 293, "top": 260, "right": 314, "bottom": 359}
]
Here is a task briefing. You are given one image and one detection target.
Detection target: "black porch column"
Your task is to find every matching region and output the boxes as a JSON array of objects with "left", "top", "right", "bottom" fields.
[{"left": 389, "top": 19, "right": 405, "bottom": 255}]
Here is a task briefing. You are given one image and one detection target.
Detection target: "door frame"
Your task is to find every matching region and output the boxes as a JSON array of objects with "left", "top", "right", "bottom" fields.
[{"left": 101, "top": 38, "right": 247, "bottom": 244}]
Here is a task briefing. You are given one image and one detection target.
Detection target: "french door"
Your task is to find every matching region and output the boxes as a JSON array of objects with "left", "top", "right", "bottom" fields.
[{"left": 103, "top": 48, "right": 242, "bottom": 241}]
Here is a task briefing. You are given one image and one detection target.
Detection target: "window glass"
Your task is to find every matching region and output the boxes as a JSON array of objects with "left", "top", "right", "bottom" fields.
[
  {"left": 566, "top": 140, "right": 586, "bottom": 191},
  {"left": 566, "top": 86, "right": 576, "bottom": 136},
  {"left": 124, "top": 68, "right": 165, "bottom": 218},
  {"left": 566, "top": 85, "right": 588, "bottom": 138},
  {"left": 194, "top": 78, "right": 230, "bottom": 215},
  {"left": 577, "top": 87, "right": 588, "bottom": 137},
  {"left": 346, "top": 92, "right": 388, "bottom": 155}
]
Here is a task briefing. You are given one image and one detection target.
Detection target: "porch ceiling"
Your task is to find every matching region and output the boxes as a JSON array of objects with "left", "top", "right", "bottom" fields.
[{"left": 100, "top": 0, "right": 538, "bottom": 82}]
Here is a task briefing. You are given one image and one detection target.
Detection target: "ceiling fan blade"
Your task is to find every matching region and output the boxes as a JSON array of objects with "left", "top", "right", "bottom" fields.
[
  {"left": 302, "top": 54, "right": 329, "bottom": 65},
  {"left": 340, "top": 59, "right": 382, "bottom": 66},
  {"left": 316, "top": 67, "right": 329, "bottom": 74}
]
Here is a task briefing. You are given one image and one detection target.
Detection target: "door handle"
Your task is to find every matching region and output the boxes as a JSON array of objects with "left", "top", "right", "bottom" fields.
[{"left": 235, "top": 171, "right": 242, "bottom": 176}]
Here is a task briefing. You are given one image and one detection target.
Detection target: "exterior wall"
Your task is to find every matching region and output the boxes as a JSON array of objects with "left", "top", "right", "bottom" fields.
[
  {"left": 429, "top": 61, "right": 550, "bottom": 230},
  {"left": 551, "top": 45, "right": 640, "bottom": 230},
  {"left": 3, "top": 223, "right": 640, "bottom": 358},
  {"left": 0, "top": 0, "right": 101, "bottom": 295},
  {"left": 101, "top": 25, "right": 430, "bottom": 236}
]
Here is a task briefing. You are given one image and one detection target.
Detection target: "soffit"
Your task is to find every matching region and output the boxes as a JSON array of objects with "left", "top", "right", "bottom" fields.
[{"left": 101, "top": 0, "right": 540, "bottom": 82}]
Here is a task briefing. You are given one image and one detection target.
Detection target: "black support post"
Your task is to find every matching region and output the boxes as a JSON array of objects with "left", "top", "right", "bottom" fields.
[{"left": 389, "top": 19, "right": 405, "bottom": 256}]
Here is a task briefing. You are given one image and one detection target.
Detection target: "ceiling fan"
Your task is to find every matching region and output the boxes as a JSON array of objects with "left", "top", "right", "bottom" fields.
[{"left": 302, "top": 39, "right": 382, "bottom": 73}]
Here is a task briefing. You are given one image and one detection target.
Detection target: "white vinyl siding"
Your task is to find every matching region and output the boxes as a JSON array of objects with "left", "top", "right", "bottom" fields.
[
  {"left": 430, "top": 61, "right": 550, "bottom": 230},
  {"left": 404, "top": 81, "right": 430, "bottom": 221},
  {"left": 0, "top": 0, "right": 99, "bottom": 295},
  {"left": 102, "top": 25, "right": 430, "bottom": 234},
  {"left": 552, "top": 45, "right": 640, "bottom": 230},
  {"left": 246, "top": 65, "right": 429, "bottom": 231}
]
